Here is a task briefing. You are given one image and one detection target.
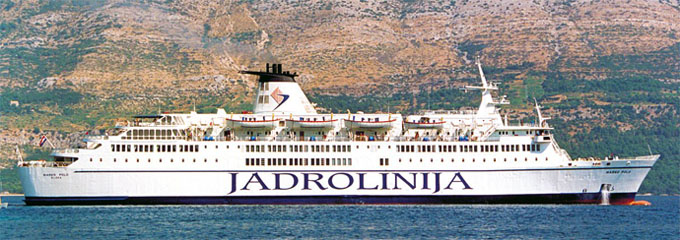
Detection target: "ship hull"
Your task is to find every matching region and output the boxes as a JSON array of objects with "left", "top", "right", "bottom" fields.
[
  {"left": 24, "top": 193, "right": 636, "bottom": 205},
  {"left": 19, "top": 161, "right": 653, "bottom": 205}
]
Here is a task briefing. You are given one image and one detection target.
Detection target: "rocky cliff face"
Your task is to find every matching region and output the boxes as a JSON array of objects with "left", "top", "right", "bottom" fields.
[{"left": 1, "top": 0, "right": 677, "bottom": 93}]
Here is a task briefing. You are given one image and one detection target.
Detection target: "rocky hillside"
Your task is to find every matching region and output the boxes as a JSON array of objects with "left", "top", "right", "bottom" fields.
[{"left": 0, "top": 0, "right": 678, "bottom": 193}]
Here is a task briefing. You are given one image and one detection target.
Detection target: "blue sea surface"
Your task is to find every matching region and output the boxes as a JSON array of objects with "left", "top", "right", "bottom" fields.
[{"left": 0, "top": 196, "right": 678, "bottom": 239}]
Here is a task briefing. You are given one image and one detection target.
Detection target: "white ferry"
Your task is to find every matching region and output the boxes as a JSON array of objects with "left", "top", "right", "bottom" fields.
[{"left": 18, "top": 62, "right": 658, "bottom": 205}]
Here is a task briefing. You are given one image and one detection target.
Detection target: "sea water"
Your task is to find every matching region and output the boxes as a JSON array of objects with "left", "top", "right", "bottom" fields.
[{"left": 0, "top": 196, "right": 677, "bottom": 239}]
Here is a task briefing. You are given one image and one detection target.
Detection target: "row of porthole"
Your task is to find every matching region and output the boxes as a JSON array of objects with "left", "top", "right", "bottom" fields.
[
  {"left": 397, "top": 157, "right": 549, "bottom": 163},
  {"left": 90, "top": 158, "right": 218, "bottom": 163}
]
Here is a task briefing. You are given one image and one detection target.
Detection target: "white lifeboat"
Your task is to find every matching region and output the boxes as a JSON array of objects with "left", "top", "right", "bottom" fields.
[
  {"left": 286, "top": 118, "right": 337, "bottom": 129},
  {"left": 226, "top": 117, "right": 280, "bottom": 129},
  {"left": 343, "top": 118, "right": 396, "bottom": 129},
  {"left": 404, "top": 120, "right": 445, "bottom": 129}
]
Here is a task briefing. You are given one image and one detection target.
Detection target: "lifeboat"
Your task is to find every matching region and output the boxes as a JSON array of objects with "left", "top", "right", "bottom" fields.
[
  {"left": 404, "top": 120, "right": 445, "bottom": 129},
  {"left": 226, "top": 118, "right": 281, "bottom": 129},
  {"left": 286, "top": 118, "right": 337, "bottom": 129},
  {"left": 344, "top": 118, "right": 396, "bottom": 129}
]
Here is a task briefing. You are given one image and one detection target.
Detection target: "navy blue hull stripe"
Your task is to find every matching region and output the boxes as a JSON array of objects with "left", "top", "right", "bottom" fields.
[
  {"left": 24, "top": 193, "right": 637, "bottom": 205},
  {"left": 73, "top": 166, "right": 651, "bottom": 173}
]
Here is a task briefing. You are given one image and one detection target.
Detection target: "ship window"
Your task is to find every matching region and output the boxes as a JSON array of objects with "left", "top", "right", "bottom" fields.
[
  {"left": 195, "top": 145, "right": 199, "bottom": 152},
  {"left": 137, "top": 159, "right": 139, "bottom": 163},
  {"left": 246, "top": 158, "right": 250, "bottom": 166},
  {"left": 90, "top": 158, "right": 93, "bottom": 162},
  {"left": 114, "top": 158, "right": 116, "bottom": 162},
  {"left": 148, "top": 159, "right": 151, "bottom": 163},
  {"left": 171, "top": 159, "right": 174, "bottom": 163},
  {"left": 204, "top": 159, "right": 207, "bottom": 163},
  {"left": 173, "top": 145, "right": 176, "bottom": 152},
  {"left": 159, "top": 159, "right": 162, "bottom": 163}
]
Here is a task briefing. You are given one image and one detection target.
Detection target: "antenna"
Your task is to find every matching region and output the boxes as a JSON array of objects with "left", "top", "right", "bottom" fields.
[
  {"left": 647, "top": 144, "right": 653, "bottom": 155},
  {"left": 15, "top": 145, "right": 24, "bottom": 166}
]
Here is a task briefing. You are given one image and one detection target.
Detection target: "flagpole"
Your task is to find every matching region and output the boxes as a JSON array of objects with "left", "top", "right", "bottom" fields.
[{"left": 47, "top": 137, "right": 56, "bottom": 148}]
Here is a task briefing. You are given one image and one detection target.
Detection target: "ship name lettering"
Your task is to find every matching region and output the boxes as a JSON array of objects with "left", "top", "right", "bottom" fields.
[{"left": 227, "top": 172, "right": 472, "bottom": 195}]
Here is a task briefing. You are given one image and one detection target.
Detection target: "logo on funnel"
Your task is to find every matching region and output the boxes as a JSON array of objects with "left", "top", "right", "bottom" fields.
[{"left": 270, "top": 87, "right": 289, "bottom": 111}]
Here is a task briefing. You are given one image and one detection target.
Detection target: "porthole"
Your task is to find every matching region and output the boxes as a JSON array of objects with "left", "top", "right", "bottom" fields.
[
  {"left": 215, "top": 145, "right": 218, "bottom": 149},
  {"left": 525, "top": 158, "right": 528, "bottom": 162},
  {"left": 148, "top": 159, "right": 151, "bottom": 163},
  {"left": 493, "top": 158, "right": 497, "bottom": 162},
  {"left": 462, "top": 158, "right": 465, "bottom": 162},
  {"left": 193, "top": 159, "right": 196, "bottom": 163},
  {"left": 114, "top": 158, "right": 117, "bottom": 163},
  {"left": 514, "top": 158, "right": 518, "bottom": 162},
  {"left": 159, "top": 159, "right": 162, "bottom": 163},
  {"left": 215, "top": 159, "right": 218, "bottom": 163},
  {"left": 441, "top": 158, "right": 444, "bottom": 162},
  {"left": 420, "top": 159, "right": 423, "bottom": 162},
  {"left": 504, "top": 158, "right": 507, "bottom": 162},
  {"left": 409, "top": 158, "right": 412, "bottom": 162},
  {"left": 535, "top": 157, "right": 538, "bottom": 161},
  {"left": 204, "top": 145, "right": 207, "bottom": 149},
  {"left": 399, "top": 158, "right": 402, "bottom": 162},
  {"left": 90, "top": 158, "right": 93, "bottom": 162},
  {"left": 204, "top": 159, "right": 207, "bottom": 163},
  {"left": 430, "top": 158, "right": 433, "bottom": 162},
  {"left": 483, "top": 158, "right": 486, "bottom": 162},
  {"left": 171, "top": 159, "right": 174, "bottom": 163},
  {"left": 125, "top": 159, "right": 128, "bottom": 163},
  {"left": 99, "top": 158, "right": 102, "bottom": 162},
  {"left": 136, "top": 159, "right": 139, "bottom": 163},
  {"left": 472, "top": 158, "right": 475, "bottom": 162}
]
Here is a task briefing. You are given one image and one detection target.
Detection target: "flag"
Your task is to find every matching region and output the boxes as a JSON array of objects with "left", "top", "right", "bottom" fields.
[{"left": 39, "top": 135, "right": 47, "bottom": 147}]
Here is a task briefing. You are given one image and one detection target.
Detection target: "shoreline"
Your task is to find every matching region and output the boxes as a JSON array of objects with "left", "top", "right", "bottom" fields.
[{"left": 1, "top": 193, "right": 24, "bottom": 196}]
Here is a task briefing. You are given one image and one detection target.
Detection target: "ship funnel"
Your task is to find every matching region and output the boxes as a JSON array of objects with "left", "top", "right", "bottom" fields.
[{"left": 240, "top": 64, "right": 317, "bottom": 115}]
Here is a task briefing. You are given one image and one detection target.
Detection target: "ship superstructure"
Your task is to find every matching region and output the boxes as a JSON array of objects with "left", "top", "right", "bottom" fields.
[{"left": 18, "top": 62, "right": 658, "bottom": 205}]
